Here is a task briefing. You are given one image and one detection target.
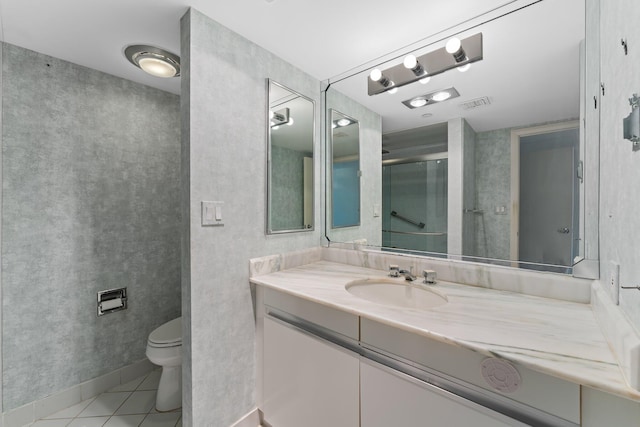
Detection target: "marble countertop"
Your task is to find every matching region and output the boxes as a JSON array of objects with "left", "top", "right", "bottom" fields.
[{"left": 251, "top": 260, "right": 640, "bottom": 401}]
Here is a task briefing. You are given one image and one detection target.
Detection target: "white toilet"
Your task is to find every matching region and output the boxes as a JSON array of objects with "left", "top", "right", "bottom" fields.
[{"left": 146, "top": 317, "right": 182, "bottom": 412}]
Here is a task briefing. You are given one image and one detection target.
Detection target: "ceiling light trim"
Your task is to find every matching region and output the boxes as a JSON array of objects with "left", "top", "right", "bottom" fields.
[{"left": 124, "top": 44, "right": 181, "bottom": 78}]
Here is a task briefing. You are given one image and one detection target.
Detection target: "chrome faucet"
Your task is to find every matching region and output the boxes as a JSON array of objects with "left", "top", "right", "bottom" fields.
[
  {"left": 389, "top": 265, "right": 415, "bottom": 281},
  {"left": 399, "top": 267, "right": 416, "bottom": 281}
]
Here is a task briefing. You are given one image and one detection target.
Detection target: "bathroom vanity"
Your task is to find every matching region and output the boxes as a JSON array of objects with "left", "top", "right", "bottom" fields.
[{"left": 251, "top": 248, "right": 640, "bottom": 427}]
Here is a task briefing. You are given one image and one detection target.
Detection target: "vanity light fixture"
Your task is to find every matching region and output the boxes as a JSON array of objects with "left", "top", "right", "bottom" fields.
[
  {"left": 124, "top": 45, "right": 180, "bottom": 78},
  {"left": 370, "top": 68, "right": 398, "bottom": 94},
  {"left": 368, "top": 33, "right": 482, "bottom": 96},
  {"left": 445, "top": 37, "right": 467, "bottom": 63},
  {"left": 270, "top": 107, "right": 290, "bottom": 127},
  {"left": 403, "top": 54, "right": 425, "bottom": 76},
  {"left": 336, "top": 118, "right": 353, "bottom": 127},
  {"left": 402, "top": 87, "right": 460, "bottom": 109}
]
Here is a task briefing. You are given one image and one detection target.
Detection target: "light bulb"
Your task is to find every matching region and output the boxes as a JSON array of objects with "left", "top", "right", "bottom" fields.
[
  {"left": 410, "top": 98, "right": 428, "bottom": 108},
  {"left": 403, "top": 55, "right": 417, "bottom": 69},
  {"left": 138, "top": 57, "right": 178, "bottom": 78},
  {"left": 337, "top": 118, "right": 351, "bottom": 127},
  {"left": 419, "top": 76, "right": 431, "bottom": 84},
  {"left": 269, "top": 111, "right": 275, "bottom": 119},
  {"left": 370, "top": 69, "right": 382, "bottom": 82},
  {"left": 457, "top": 63, "right": 471, "bottom": 72},
  {"left": 432, "top": 91, "right": 451, "bottom": 102},
  {"left": 445, "top": 37, "right": 461, "bottom": 54}
]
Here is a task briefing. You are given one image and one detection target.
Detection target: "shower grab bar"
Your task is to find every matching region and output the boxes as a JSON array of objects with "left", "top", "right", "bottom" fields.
[
  {"left": 463, "top": 208, "right": 484, "bottom": 214},
  {"left": 383, "top": 229, "right": 447, "bottom": 237},
  {"left": 390, "top": 211, "right": 425, "bottom": 229}
]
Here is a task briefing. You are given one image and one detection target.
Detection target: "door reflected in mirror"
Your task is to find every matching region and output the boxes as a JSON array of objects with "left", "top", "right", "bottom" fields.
[
  {"left": 331, "top": 110, "right": 360, "bottom": 228},
  {"left": 267, "top": 80, "right": 315, "bottom": 234}
]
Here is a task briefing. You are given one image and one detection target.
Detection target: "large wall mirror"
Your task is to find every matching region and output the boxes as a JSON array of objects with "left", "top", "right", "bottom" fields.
[
  {"left": 331, "top": 109, "right": 361, "bottom": 228},
  {"left": 267, "top": 79, "right": 315, "bottom": 234},
  {"left": 324, "top": 0, "right": 599, "bottom": 276}
]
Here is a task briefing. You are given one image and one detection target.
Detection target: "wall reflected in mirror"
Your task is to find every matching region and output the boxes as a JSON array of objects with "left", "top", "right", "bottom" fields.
[
  {"left": 331, "top": 109, "right": 361, "bottom": 228},
  {"left": 324, "top": 0, "right": 591, "bottom": 274},
  {"left": 267, "top": 79, "right": 315, "bottom": 234}
]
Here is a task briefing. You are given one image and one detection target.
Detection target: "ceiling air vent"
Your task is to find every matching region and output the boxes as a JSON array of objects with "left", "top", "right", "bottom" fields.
[{"left": 460, "top": 96, "right": 492, "bottom": 110}]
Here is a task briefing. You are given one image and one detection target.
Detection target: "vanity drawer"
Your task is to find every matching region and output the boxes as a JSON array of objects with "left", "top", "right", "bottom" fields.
[
  {"left": 264, "top": 288, "right": 359, "bottom": 340},
  {"left": 360, "top": 318, "right": 580, "bottom": 425}
]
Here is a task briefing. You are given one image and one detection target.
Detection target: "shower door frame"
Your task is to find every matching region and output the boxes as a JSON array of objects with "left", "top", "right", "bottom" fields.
[{"left": 509, "top": 120, "right": 580, "bottom": 264}]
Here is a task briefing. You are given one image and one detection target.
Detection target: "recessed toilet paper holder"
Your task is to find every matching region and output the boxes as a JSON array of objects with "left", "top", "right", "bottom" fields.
[
  {"left": 623, "top": 93, "right": 640, "bottom": 151},
  {"left": 97, "top": 287, "right": 127, "bottom": 316}
]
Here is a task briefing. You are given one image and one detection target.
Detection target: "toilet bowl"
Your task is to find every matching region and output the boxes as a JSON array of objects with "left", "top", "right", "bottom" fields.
[{"left": 146, "top": 317, "right": 182, "bottom": 412}]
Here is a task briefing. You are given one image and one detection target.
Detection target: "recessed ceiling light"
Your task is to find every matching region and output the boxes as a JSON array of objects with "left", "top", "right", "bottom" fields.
[
  {"left": 125, "top": 45, "right": 180, "bottom": 78},
  {"left": 410, "top": 97, "right": 428, "bottom": 108},
  {"left": 432, "top": 91, "right": 452, "bottom": 102},
  {"left": 401, "top": 87, "right": 460, "bottom": 109}
]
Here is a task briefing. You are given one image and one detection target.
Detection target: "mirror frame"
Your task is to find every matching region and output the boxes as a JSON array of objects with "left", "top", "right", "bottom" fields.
[
  {"left": 266, "top": 79, "right": 316, "bottom": 235},
  {"left": 330, "top": 109, "right": 361, "bottom": 229}
]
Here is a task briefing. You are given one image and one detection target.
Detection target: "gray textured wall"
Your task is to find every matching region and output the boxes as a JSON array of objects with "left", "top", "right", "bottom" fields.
[
  {"left": 182, "top": 9, "right": 322, "bottom": 426},
  {"left": 462, "top": 120, "right": 476, "bottom": 256},
  {"left": 1, "top": 43, "right": 181, "bottom": 410},
  {"left": 474, "top": 128, "right": 512, "bottom": 260},
  {"left": 270, "top": 145, "right": 305, "bottom": 230},
  {"left": 599, "top": 0, "right": 640, "bottom": 328},
  {"left": 325, "top": 88, "right": 382, "bottom": 246}
]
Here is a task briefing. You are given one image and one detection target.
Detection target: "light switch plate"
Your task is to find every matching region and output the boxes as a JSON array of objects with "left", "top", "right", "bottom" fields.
[{"left": 202, "top": 201, "right": 224, "bottom": 226}]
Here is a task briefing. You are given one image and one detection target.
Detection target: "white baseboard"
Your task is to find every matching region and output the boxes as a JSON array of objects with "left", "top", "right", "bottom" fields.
[{"left": 1, "top": 358, "right": 155, "bottom": 427}]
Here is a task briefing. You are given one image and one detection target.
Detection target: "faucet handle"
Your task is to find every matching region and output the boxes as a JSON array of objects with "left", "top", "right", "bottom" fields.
[
  {"left": 389, "top": 264, "right": 400, "bottom": 277},
  {"left": 423, "top": 269, "right": 437, "bottom": 284}
]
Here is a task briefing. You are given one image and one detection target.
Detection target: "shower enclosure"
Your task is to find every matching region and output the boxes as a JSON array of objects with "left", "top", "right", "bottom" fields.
[{"left": 382, "top": 159, "right": 448, "bottom": 254}]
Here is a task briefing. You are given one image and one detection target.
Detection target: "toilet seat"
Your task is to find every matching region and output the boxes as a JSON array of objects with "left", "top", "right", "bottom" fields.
[{"left": 148, "top": 317, "right": 182, "bottom": 348}]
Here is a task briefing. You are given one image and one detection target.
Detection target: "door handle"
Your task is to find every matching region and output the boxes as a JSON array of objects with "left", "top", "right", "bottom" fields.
[{"left": 557, "top": 227, "right": 570, "bottom": 234}]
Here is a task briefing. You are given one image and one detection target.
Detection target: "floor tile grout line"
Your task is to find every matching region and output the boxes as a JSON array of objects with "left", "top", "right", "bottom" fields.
[{"left": 33, "top": 370, "right": 162, "bottom": 426}]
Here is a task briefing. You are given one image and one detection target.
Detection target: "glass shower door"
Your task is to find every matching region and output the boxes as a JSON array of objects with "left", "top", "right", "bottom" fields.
[{"left": 382, "top": 159, "right": 447, "bottom": 254}]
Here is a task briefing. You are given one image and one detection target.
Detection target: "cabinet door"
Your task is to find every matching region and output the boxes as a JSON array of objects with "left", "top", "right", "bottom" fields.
[
  {"left": 360, "top": 360, "right": 526, "bottom": 427},
  {"left": 263, "top": 317, "right": 359, "bottom": 427}
]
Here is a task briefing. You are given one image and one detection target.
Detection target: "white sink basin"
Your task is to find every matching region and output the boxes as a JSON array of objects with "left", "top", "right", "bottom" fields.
[{"left": 345, "top": 278, "right": 448, "bottom": 310}]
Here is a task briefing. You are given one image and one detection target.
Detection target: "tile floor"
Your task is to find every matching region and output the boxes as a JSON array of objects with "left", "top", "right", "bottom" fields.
[{"left": 28, "top": 370, "right": 181, "bottom": 427}]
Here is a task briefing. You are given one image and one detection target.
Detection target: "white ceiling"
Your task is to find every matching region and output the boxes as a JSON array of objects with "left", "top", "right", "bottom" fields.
[
  {"left": 0, "top": 0, "right": 583, "bottom": 134},
  {"left": 331, "top": 0, "right": 585, "bottom": 134},
  {"left": 0, "top": 0, "right": 530, "bottom": 95}
]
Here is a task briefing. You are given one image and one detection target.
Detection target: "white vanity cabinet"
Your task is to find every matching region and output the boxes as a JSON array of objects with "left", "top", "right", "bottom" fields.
[
  {"left": 258, "top": 287, "right": 639, "bottom": 426},
  {"left": 261, "top": 289, "right": 360, "bottom": 427},
  {"left": 360, "top": 359, "right": 527, "bottom": 427},
  {"left": 263, "top": 317, "right": 359, "bottom": 427},
  {"left": 360, "top": 318, "right": 581, "bottom": 426}
]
